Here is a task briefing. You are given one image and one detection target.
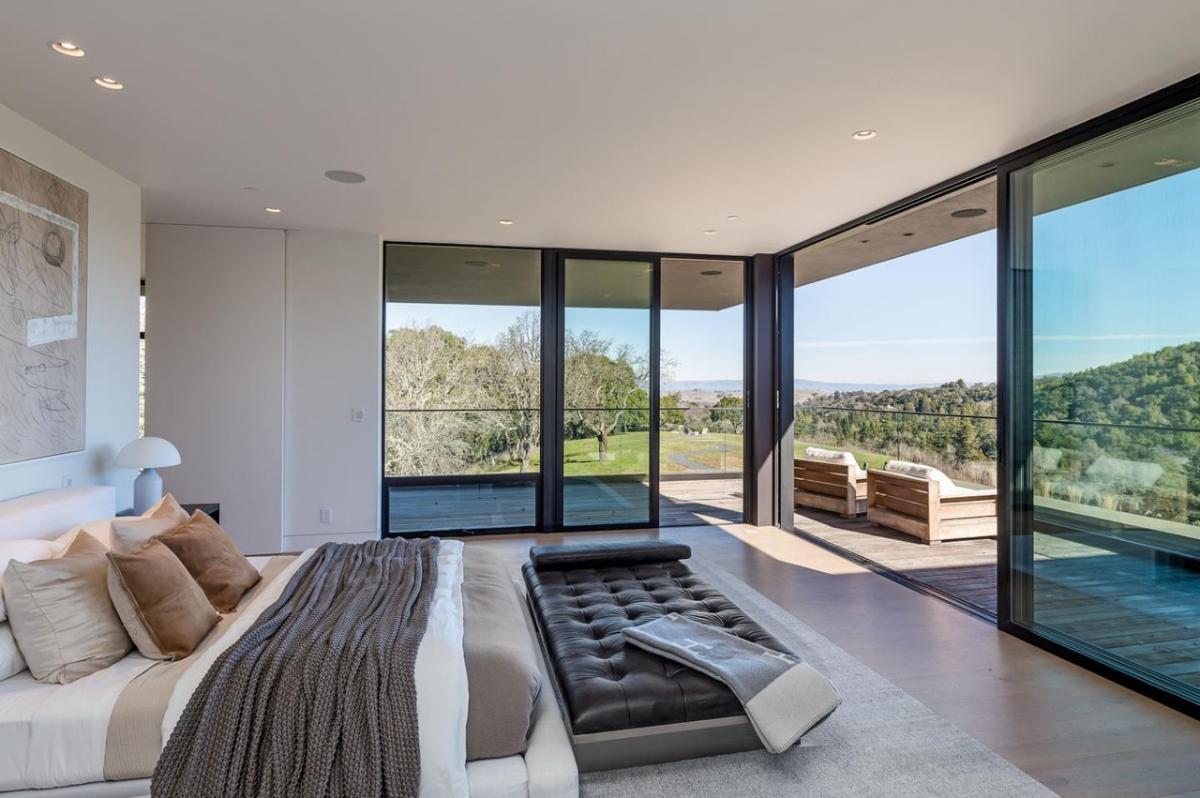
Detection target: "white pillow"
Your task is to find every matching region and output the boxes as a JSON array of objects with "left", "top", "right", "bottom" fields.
[
  {"left": 0, "top": 539, "right": 65, "bottom": 623},
  {"left": 0, "top": 622, "right": 27, "bottom": 681},
  {"left": 885, "top": 460, "right": 958, "bottom": 494},
  {"left": 804, "top": 447, "right": 866, "bottom": 480},
  {"left": 56, "top": 517, "right": 121, "bottom": 551}
]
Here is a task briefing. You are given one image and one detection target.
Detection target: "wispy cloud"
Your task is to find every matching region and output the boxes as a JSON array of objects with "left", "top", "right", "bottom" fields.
[
  {"left": 1032, "top": 333, "right": 1200, "bottom": 342},
  {"left": 795, "top": 336, "right": 995, "bottom": 349}
]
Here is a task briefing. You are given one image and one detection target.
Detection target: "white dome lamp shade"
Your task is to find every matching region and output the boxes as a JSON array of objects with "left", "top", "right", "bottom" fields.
[{"left": 116, "top": 437, "right": 182, "bottom": 515}]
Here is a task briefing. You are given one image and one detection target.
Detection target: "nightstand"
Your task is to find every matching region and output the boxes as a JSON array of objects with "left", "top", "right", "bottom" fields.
[{"left": 181, "top": 502, "right": 220, "bottom": 523}]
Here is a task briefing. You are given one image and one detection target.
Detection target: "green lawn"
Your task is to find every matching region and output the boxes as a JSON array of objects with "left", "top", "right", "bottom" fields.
[{"left": 476, "top": 429, "right": 745, "bottom": 476}]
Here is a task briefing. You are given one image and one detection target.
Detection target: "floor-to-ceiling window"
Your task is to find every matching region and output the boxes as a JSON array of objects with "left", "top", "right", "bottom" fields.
[
  {"left": 788, "top": 180, "right": 999, "bottom": 613},
  {"left": 659, "top": 258, "right": 746, "bottom": 526},
  {"left": 383, "top": 243, "right": 542, "bottom": 534},
  {"left": 1008, "top": 97, "right": 1200, "bottom": 705}
]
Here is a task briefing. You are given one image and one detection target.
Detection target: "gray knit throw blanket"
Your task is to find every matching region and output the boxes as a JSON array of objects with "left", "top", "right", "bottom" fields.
[{"left": 152, "top": 537, "right": 441, "bottom": 798}]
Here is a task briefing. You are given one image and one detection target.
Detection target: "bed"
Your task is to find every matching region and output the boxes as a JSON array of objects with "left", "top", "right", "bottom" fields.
[{"left": 0, "top": 486, "right": 577, "bottom": 798}]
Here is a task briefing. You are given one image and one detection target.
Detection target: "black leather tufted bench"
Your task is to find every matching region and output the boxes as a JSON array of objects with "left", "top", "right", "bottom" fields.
[{"left": 523, "top": 541, "right": 793, "bottom": 770}]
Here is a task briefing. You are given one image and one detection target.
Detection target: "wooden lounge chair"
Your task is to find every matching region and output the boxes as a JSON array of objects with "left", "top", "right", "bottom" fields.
[
  {"left": 794, "top": 448, "right": 868, "bottom": 518},
  {"left": 866, "top": 462, "right": 997, "bottom": 544}
]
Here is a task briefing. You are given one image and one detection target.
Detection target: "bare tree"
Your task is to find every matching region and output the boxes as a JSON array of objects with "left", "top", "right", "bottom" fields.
[
  {"left": 476, "top": 311, "right": 541, "bottom": 472},
  {"left": 384, "top": 326, "right": 473, "bottom": 475},
  {"left": 565, "top": 330, "right": 647, "bottom": 457}
]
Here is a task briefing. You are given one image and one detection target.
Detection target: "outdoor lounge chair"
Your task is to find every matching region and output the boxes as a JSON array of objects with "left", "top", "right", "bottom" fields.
[
  {"left": 867, "top": 461, "right": 997, "bottom": 544},
  {"left": 794, "top": 447, "right": 868, "bottom": 518}
]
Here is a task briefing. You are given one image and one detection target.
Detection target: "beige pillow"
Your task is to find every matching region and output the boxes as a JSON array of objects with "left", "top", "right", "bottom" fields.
[
  {"left": 159, "top": 511, "right": 261, "bottom": 613},
  {"left": 2, "top": 532, "right": 132, "bottom": 684},
  {"left": 0, "top": 539, "right": 66, "bottom": 623},
  {"left": 109, "top": 494, "right": 191, "bottom": 554},
  {"left": 107, "top": 540, "right": 220, "bottom": 660}
]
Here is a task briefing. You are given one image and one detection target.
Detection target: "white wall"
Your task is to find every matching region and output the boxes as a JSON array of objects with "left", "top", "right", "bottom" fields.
[
  {"left": 144, "top": 225, "right": 285, "bottom": 555},
  {"left": 283, "top": 229, "right": 381, "bottom": 551},
  {"left": 0, "top": 102, "right": 142, "bottom": 509}
]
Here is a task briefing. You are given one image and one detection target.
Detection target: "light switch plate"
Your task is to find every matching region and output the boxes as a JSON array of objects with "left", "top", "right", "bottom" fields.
[
  {"left": 320, "top": 507, "right": 332, "bottom": 524},
  {"left": 351, "top": 408, "right": 365, "bottom": 422}
]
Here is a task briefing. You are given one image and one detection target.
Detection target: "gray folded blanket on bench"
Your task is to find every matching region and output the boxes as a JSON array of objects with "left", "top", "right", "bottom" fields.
[{"left": 622, "top": 613, "right": 841, "bottom": 753}]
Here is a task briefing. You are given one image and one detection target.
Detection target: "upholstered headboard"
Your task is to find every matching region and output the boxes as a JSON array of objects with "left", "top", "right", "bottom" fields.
[{"left": 0, "top": 486, "right": 117, "bottom": 542}]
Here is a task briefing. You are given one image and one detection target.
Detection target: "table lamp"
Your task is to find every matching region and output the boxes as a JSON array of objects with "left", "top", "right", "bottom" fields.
[{"left": 116, "top": 437, "right": 182, "bottom": 514}]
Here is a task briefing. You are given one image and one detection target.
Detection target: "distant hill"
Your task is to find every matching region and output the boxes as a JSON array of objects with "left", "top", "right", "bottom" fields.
[{"left": 667, "top": 378, "right": 933, "bottom": 394}]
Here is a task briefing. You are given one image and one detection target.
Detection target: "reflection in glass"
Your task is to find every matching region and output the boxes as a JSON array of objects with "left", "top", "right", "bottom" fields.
[{"left": 1014, "top": 97, "right": 1200, "bottom": 701}]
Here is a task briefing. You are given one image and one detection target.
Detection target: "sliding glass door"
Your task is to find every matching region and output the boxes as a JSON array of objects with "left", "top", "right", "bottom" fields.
[
  {"left": 1006, "top": 97, "right": 1200, "bottom": 706},
  {"left": 561, "top": 257, "right": 656, "bottom": 527}
]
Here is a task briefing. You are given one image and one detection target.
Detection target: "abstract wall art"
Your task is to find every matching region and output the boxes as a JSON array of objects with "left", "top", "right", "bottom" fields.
[{"left": 0, "top": 147, "right": 88, "bottom": 464}]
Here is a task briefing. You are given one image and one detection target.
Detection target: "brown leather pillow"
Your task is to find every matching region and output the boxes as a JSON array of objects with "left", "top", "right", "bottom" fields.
[
  {"left": 107, "top": 540, "right": 220, "bottom": 660},
  {"left": 158, "top": 511, "right": 261, "bottom": 612}
]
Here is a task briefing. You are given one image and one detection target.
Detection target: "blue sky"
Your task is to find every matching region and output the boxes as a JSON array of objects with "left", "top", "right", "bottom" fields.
[
  {"left": 794, "top": 231, "right": 996, "bottom": 385},
  {"left": 1032, "top": 167, "right": 1200, "bottom": 377},
  {"left": 387, "top": 167, "right": 1199, "bottom": 387}
]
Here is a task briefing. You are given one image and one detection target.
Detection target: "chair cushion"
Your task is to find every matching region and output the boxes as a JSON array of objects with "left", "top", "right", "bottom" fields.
[
  {"left": 884, "top": 460, "right": 958, "bottom": 494},
  {"left": 524, "top": 558, "right": 790, "bottom": 734},
  {"left": 804, "top": 447, "right": 866, "bottom": 480}
]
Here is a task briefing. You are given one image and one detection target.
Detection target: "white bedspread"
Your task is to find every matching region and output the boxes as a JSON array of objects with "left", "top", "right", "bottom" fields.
[{"left": 0, "top": 546, "right": 472, "bottom": 797}]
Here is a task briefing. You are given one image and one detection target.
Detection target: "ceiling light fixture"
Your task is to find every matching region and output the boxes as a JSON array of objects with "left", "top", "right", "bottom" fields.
[
  {"left": 903, "top": 232, "right": 914, "bottom": 237},
  {"left": 464, "top": 260, "right": 490, "bottom": 268},
  {"left": 950, "top": 208, "right": 987, "bottom": 218},
  {"left": 51, "top": 41, "right": 85, "bottom": 57},
  {"left": 703, "top": 229, "right": 717, "bottom": 236},
  {"left": 1154, "top": 157, "right": 1190, "bottom": 167},
  {"left": 325, "top": 169, "right": 367, "bottom": 184},
  {"left": 700, "top": 269, "right": 723, "bottom": 276},
  {"left": 498, "top": 219, "right": 514, "bottom": 225},
  {"left": 1099, "top": 161, "right": 1117, "bottom": 169},
  {"left": 859, "top": 239, "right": 870, "bottom": 244},
  {"left": 264, "top": 207, "right": 282, "bottom": 214},
  {"left": 851, "top": 129, "right": 877, "bottom": 141},
  {"left": 93, "top": 76, "right": 123, "bottom": 90},
  {"left": 726, "top": 215, "right": 739, "bottom": 221}
]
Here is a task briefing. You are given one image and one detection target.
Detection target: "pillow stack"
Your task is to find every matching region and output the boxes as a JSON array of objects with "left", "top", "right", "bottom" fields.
[{"left": 0, "top": 494, "right": 262, "bottom": 684}]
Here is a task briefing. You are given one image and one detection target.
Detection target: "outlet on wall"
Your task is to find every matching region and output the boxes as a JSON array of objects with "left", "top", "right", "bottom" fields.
[
  {"left": 320, "top": 507, "right": 333, "bottom": 524},
  {"left": 60, "top": 475, "right": 73, "bottom": 488}
]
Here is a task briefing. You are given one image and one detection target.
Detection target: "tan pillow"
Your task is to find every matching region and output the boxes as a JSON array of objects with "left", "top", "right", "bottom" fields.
[
  {"left": 2, "top": 532, "right": 132, "bottom": 684},
  {"left": 158, "top": 511, "right": 260, "bottom": 612},
  {"left": 107, "top": 540, "right": 220, "bottom": 660},
  {"left": 109, "top": 494, "right": 191, "bottom": 554}
]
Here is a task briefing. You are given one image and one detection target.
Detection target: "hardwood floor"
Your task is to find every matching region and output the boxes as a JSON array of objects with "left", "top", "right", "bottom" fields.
[{"left": 469, "top": 523, "right": 1200, "bottom": 798}]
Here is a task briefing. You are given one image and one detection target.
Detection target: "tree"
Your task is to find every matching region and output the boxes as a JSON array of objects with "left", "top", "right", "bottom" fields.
[
  {"left": 710, "top": 394, "right": 745, "bottom": 433},
  {"left": 564, "top": 330, "right": 647, "bottom": 457},
  {"left": 475, "top": 312, "right": 541, "bottom": 473}
]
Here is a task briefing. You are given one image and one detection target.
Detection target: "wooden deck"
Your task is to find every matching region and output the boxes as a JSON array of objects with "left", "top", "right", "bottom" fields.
[
  {"left": 795, "top": 507, "right": 999, "bottom": 613},
  {"left": 796, "top": 506, "right": 1200, "bottom": 691},
  {"left": 387, "top": 475, "right": 744, "bottom": 534}
]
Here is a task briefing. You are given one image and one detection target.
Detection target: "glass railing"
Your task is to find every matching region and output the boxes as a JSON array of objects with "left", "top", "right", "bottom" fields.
[
  {"left": 660, "top": 405, "right": 744, "bottom": 477},
  {"left": 794, "top": 405, "right": 998, "bottom": 488},
  {"left": 385, "top": 408, "right": 541, "bottom": 477}
]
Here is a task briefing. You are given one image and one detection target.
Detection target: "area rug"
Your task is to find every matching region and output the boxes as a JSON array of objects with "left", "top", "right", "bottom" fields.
[{"left": 579, "top": 559, "right": 1058, "bottom": 798}]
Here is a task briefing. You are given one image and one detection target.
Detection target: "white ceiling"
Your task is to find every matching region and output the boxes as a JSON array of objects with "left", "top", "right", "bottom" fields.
[{"left": 2, "top": 1, "right": 1199, "bottom": 255}]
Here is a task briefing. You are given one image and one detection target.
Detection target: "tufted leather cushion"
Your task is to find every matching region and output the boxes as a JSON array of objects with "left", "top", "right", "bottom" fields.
[{"left": 524, "top": 558, "right": 791, "bottom": 734}]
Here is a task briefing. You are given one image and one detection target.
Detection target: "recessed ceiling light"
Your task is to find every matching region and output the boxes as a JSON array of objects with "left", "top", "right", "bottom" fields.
[
  {"left": 700, "top": 269, "right": 723, "bottom": 276},
  {"left": 324, "top": 169, "right": 367, "bottom": 184},
  {"left": 1154, "top": 157, "right": 1191, "bottom": 167},
  {"left": 464, "top": 259, "right": 490, "bottom": 268},
  {"left": 50, "top": 41, "right": 85, "bottom": 57},
  {"left": 1099, "top": 161, "right": 1118, "bottom": 169},
  {"left": 903, "top": 232, "right": 914, "bottom": 237},
  {"left": 264, "top": 207, "right": 282, "bottom": 214},
  {"left": 859, "top": 239, "right": 870, "bottom": 244},
  {"left": 498, "top": 219, "right": 514, "bottom": 225},
  {"left": 242, "top": 186, "right": 259, "bottom": 192},
  {"left": 950, "top": 208, "right": 987, "bottom": 218},
  {"left": 93, "top": 76, "right": 123, "bottom": 90},
  {"left": 703, "top": 229, "right": 717, "bottom": 236},
  {"left": 726, "top": 215, "right": 739, "bottom": 221},
  {"left": 851, "top": 129, "right": 877, "bottom": 141}
]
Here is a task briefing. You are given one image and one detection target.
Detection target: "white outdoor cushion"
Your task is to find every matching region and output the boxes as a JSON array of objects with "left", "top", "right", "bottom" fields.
[
  {"left": 884, "top": 460, "right": 959, "bottom": 494},
  {"left": 804, "top": 447, "right": 866, "bottom": 480},
  {"left": 0, "top": 622, "right": 26, "bottom": 681},
  {"left": 0, "top": 540, "right": 66, "bottom": 623}
]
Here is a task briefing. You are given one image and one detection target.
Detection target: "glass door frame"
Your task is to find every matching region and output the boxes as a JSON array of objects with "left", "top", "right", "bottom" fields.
[
  {"left": 383, "top": 242, "right": 753, "bottom": 536},
  {"left": 552, "top": 250, "right": 661, "bottom": 530}
]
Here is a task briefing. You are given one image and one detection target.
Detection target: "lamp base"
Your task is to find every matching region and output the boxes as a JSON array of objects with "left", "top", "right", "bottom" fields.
[{"left": 132, "top": 468, "right": 163, "bottom": 515}]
